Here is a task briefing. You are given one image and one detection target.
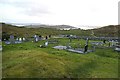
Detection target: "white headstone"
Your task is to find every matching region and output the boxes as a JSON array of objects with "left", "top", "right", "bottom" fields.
[
  {"left": 34, "top": 35, "right": 37, "bottom": 38},
  {"left": 35, "top": 37, "right": 38, "bottom": 42},
  {"left": 19, "top": 38, "right": 22, "bottom": 42},
  {"left": 16, "top": 38, "right": 19, "bottom": 41},
  {"left": 23, "top": 37, "right": 25, "bottom": 41},
  {"left": 111, "top": 40, "right": 117, "bottom": 47},
  {"left": 45, "top": 42, "right": 48, "bottom": 46}
]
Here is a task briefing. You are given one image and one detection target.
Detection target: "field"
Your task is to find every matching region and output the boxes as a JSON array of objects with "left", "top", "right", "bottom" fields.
[{"left": 2, "top": 38, "right": 119, "bottom": 78}]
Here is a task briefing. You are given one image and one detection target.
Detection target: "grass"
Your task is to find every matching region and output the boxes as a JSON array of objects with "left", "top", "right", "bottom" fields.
[{"left": 2, "top": 38, "right": 119, "bottom": 78}]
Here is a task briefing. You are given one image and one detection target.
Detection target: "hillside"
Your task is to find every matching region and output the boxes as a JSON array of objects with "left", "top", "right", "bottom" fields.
[
  {"left": 26, "top": 24, "right": 76, "bottom": 29},
  {"left": 91, "top": 25, "right": 120, "bottom": 37},
  {"left": 1, "top": 23, "right": 86, "bottom": 39},
  {"left": 1, "top": 23, "right": 119, "bottom": 40},
  {"left": 1, "top": 23, "right": 59, "bottom": 39}
]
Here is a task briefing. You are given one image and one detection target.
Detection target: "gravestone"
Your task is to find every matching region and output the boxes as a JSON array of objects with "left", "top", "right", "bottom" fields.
[
  {"left": 9, "top": 35, "right": 15, "bottom": 44},
  {"left": 39, "top": 35, "right": 42, "bottom": 40},
  {"left": 46, "top": 36, "right": 48, "bottom": 40},
  {"left": 19, "top": 38, "right": 22, "bottom": 42},
  {"left": 34, "top": 35, "right": 39, "bottom": 42},
  {"left": 45, "top": 41, "right": 48, "bottom": 46},
  {"left": 112, "top": 40, "right": 115, "bottom": 46},
  {"left": 84, "top": 38, "right": 89, "bottom": 53},
  {"left": 69, "top": 35, "right": 73, "bottom": 42},
  {"left": 103, "top": 40, "right": 106, "bottom": 44},
  {"left": 49, "top": 35, "right": 51, "bottom": 38},
  {"left": 4, "top": 39, "right": 6, "bottom": 41},
  {"left": 5, "top": 41, "right": 10, "bottom": 44},
  {"left": 115, "top": 46, "right": 120, "bottom": 52},
  {"left": 16, "top": 38, "right": 19, "bottom": 41},
  {"left": 23, "top": 37, "right": 26, "bottom": 41},
  {"left": 39, "top": 41, "right": 48, "bottom": 48},
  {"left": 84, "top": 44, "right": 88, "bottom": 53}
]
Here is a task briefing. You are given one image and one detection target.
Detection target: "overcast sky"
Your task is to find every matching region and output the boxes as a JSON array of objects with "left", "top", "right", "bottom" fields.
[{"left": 0, "top": 0, "right": 119, "bottom": 29}]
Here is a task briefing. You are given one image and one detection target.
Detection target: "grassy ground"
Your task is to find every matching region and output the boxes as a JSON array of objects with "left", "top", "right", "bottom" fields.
[{"left": 2, "top": 38, "right": 119, "bottom": 78}]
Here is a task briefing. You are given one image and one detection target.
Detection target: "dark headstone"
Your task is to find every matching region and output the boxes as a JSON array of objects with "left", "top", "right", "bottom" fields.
[
  {"left": 46, "top": 36, "right": 48, "bottom": 40},
  {"left": 49, "top": 35, "right": 51, "bottom": 38},
  {"left": 84, "top": 44, "right": 88, "bottom": 53},
  {"left": 103, "top": 40, "right": 106, "bottom": 44}
]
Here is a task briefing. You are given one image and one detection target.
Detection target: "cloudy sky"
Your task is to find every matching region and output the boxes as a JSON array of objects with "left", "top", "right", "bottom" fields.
[{"left": 0, "top": 0, "right": 119, "bottom": 29}]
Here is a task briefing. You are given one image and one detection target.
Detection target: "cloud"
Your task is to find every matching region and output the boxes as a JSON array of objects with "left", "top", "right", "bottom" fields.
[
  {"left": 0, "top": 0, "right": 119, "bottom": 29},
  {"left": 0, "top": 0, "right": 50, "bottom": 17}
]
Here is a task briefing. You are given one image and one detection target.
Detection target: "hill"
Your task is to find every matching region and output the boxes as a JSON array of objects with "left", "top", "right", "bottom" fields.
[
  {"left": 90, "top": 25, "right": 120, "bottom": 37},
  {"left": 27, "top": 24, "right": 76, "bottom": 29},
  {"left": 1, "top": 23, "right": 119, "bottom": 40},
  {"left": 11, "top": 23, "right": 77, "bottom": 30},
  {"left": 1, "top": 23, "right": 85, "bottom": 40}
]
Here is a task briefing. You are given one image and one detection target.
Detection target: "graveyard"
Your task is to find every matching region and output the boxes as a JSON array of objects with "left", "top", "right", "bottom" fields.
[
  {"left": 2, "top": 36, "right": 119, "bottom": 78},
  {"left": 1, "top": 23, "right": 119, "bottom": 78}
]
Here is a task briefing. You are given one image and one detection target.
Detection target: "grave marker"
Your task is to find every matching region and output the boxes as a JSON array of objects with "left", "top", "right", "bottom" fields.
[
  {"left": 103, "top": 40, "right": 106, "bottom": 44},
  {"left": 9, "top": 35, "right": 15, "bottom": 44},
  {"left": 84, "top": 38, "right": 89, "bottom": 53},
  {"left": 46, "top": 36, "right": 48, "bottom": 40},
  {"left": 34, "top": 35, "right": 39, "bottom": 42},
  {"left": 84, "top": 44, "right": 88, "bottom": 53},
  {"left": 23, "top": 37, "right": 26, "bottom": 41},
  {"left": 45, "top": 41, "right": 48, "bottom": 46},
  {"left": 16, "top": 38, "right": 19, "bottom": 41},
  {"left": 19, "top": 38, "right": 22, "bottom": 42}
]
